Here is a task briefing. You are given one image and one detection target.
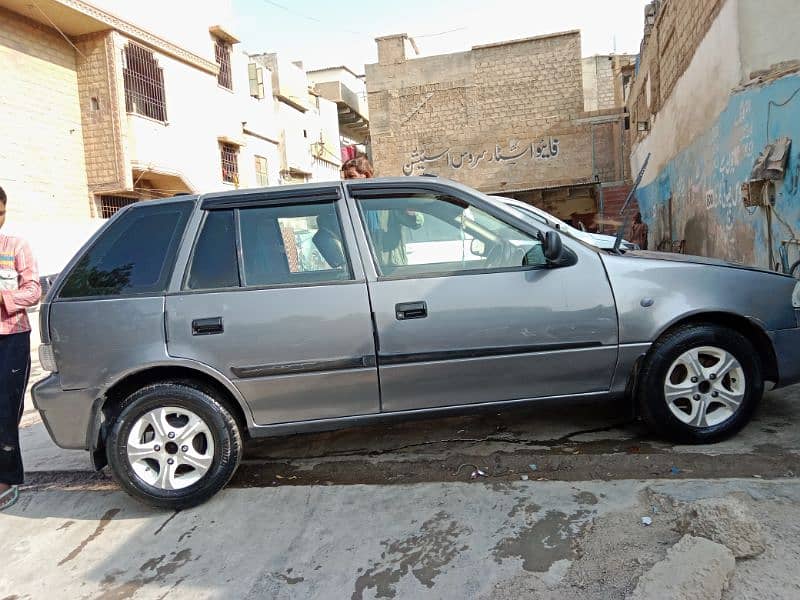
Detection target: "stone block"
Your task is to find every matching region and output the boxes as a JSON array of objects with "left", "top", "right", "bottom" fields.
[
  {"left": 630, "top": 535, "right": 735, "bottom": 600},
  {"left": 676, "top": 497, "right": 766, "bottom": 558}
]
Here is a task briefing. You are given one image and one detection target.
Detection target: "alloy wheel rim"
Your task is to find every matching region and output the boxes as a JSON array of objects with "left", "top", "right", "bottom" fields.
[
  {"left": 127, "top": 406, "right": 215, "bottom": 490},
  {"left": 663, "top": 346, "right": 746, "bottom": 428}
]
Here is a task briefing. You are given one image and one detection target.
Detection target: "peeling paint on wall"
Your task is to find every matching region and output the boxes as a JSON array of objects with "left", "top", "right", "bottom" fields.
[{"left": 636, "top": 74, "right": 800, "bottom": 269}]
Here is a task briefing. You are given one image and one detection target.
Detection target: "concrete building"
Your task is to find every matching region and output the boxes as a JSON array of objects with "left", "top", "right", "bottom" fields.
[
  {"left": 365, "top": 31, "right": 633, "bottom": 230},
  {"left": 628, "top": 0, "right": 800, "bottom": 268},
  {"left": 307, "top": 66, "right": 370, "bottom": 148},
  {"left": 0, "top": 0, "right": 342, "bottom": 274},
  {"left": 0, "top": 0, "right": 267, "bottom": 272},
  {"left": 250, "top": 54, "right": 342, "bottom": 185},
  {"left": 582, "top": 54, "right": 637, "bottom": 112}
]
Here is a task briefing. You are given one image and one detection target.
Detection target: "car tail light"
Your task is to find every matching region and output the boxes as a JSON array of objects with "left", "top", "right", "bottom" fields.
[
  {"left": 793, "top": 282, "right": 800, "bottom": 308},
  {"left": 38, "top": 344, "right": 58, "bottom": 372}
]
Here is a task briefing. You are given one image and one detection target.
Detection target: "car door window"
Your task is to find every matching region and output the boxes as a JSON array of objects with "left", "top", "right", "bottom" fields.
[
  {"left": 358, "top": 194, "right": 546, "bottom": 277},
  {"left": 239, "top": 202, "right": 353, "bottom": 286},
  {"left": 186, "top": 209, "right": 240, "bottom": 290}
]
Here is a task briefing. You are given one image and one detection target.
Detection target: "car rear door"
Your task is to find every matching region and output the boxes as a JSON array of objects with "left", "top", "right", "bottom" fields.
[
  {"left": 345, "top": 181, "right": 619, "bottom": 413},
  {"left": 166, "top": 185, "right": 379, "bottom": 425}
]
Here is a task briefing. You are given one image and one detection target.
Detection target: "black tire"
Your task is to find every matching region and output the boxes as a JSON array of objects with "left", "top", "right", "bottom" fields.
[
  {"left": 107, "top": 382, "right": 242, "bottom": 510},
  {"left": 637, "top": 324, "right": 763, "bottom": 443}
]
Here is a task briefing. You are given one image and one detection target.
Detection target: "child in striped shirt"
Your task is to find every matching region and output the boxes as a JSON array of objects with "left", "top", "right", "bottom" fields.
[{"left": 0, "top": 186, "right": 42, "bottom": 510}]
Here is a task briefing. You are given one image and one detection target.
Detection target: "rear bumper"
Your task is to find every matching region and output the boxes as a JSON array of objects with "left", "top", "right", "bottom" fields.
[
  {"left": 769, "top": 327, "right": 800, "bottom": 388},
  {"left": 31, "top": 375, "right": 98, "bottom": 450}
]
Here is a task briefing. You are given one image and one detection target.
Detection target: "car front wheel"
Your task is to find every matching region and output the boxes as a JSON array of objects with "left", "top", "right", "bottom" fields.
[
  {"left": 637, "top": 324, "right": 763, "bottom": 443},
  {"left": 106, "top": 382, "right": 242, "bottom": 509}
]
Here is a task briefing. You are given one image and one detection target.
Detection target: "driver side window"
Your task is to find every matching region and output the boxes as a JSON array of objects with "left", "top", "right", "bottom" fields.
[{"left": 358, "top": 194, "right": 545, "bottom": 277}]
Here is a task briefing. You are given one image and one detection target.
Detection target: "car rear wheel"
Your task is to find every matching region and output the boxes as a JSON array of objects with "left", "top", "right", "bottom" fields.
[
  {"left": 107, "top": 382, "right": 242, "bottom": 509},
  {"left": 637, "top": 324, "right": 763, "bottom": 443}
]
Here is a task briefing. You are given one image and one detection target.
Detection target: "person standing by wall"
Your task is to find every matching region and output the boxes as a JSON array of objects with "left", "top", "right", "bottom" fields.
[
  {"left": 0, "top": 186, "right": 42, "bottom": 510},
  {"left": 630, "top": 211, "right": 649, "bottom": 250}
]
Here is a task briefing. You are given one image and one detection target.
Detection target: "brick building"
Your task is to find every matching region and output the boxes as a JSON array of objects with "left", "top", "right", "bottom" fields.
[
  {"left": 0, "top": 0, "right": 342, "bottom": 274},
  {"left": 249, "top": 53, "right": 342, "bottom": 185},
  {"left": 628, "top": 0, "right": 800, "bottom": 267},
  {"left": 583, "top": 54, "right": 637, "bottom": 112},
  {"left": 365, "top": 31, "right": 633, "bottom": 230}
]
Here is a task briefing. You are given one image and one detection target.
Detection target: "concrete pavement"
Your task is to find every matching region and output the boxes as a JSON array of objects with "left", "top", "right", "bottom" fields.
[{"left": 2, "top": 479, "right": 800, "bottom": 599}]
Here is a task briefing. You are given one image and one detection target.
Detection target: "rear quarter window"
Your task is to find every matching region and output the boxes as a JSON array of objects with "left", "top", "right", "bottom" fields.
[{"left": 59, "top": 202, "right": 193, "bottom": 299}]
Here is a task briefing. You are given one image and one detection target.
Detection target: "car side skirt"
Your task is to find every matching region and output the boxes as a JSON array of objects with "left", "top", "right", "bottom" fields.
[{"left": 244, "top": 389, "right": 626, "bottom": 438}]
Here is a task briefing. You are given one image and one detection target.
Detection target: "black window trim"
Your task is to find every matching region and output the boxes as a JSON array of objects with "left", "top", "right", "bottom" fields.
[
  {"left": 181, "top": 197, "right": 357, "bottom": 292},
  {"left": 54, "top": 200, "right": 195, "bottom": 302},
  {"left": 201, "top": 186, "right": 341, "bottom": 210}
]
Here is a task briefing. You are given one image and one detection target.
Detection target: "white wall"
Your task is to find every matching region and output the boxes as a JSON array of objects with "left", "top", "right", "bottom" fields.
[
  {"left": 738, "top": 0, "right": 800, "bottom": 80},
  {"left": 269, "top": 55, "right": 310, "bottom": 111},
  {"left": 308, "top": 67, "right": 369, "bottom": 118},
  {"left": 240, "top": 135, "right": 280, "bottom": 188},
  {"left": 631, "top": 0, "right": 743, "bottom": 185},
  {"left": 278, "top": 101, "right": 312, "bottom": 175},
  {"left": 88, "top": 0, "right": 234, "bottom": 61},
  {"left": 311, "top": 158, "right": 341, "bottom": 183},
  {"left": 122, "top": 36, "right": 257, "bottom": 193},
  {"left": 241, "top": 53, "right": 279, "bottom": 143},
  {"left": 315, "top": 96, "right": 342, "bottom": 166}
]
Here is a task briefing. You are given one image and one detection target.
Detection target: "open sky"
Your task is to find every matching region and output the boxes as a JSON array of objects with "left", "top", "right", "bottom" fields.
[{"left": 231, "top": 0, "right": 651, "bottom": 73}]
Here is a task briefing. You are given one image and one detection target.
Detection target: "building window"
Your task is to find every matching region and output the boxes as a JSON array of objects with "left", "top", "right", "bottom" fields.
[
  {"left": 248, "top": 63, "right": 264, "bottom": 99},
  {"left": 220, "top": 143, "right": 239, "bottom": 184},
  {"left": 122, "top": 43, "right": 167, "bottom": 122},
  {"left": 255, "top": 156, "right": 268, "bottom": 186},
  {"left": 98, "top": 195, "right": 138, "bottom": 218},
  {"left": 214, "top": 38, "right": 233, "bottom": 90}
]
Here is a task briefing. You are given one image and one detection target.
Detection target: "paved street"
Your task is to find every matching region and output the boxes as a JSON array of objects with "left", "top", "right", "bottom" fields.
[{"left": 2, "top": 478, "right": 800, "bottom": 599}]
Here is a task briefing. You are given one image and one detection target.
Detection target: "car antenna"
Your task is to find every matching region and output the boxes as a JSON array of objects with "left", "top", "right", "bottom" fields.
[{"left": 613, "top": 152, "right": 651, "bottom": 253}]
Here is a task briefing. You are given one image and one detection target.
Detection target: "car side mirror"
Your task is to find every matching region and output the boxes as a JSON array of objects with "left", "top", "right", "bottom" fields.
[
  {"left": 543, "top": 230, "right": 563, "bottom": 264},
  {"left": 470, "top": 238, "right": 486, "bottom": 256}
]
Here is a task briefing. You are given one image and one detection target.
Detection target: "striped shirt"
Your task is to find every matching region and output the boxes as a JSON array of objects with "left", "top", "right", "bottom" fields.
[{"left": 0, "top": 233, "right": 41, "bottom": 335}]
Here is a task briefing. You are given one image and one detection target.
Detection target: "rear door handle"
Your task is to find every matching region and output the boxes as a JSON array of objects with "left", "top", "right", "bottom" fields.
[
  {"left": 395, "top": 301, "right": 427, "bottom": 320},
  {"left": 192, "top": 317, "right": 224, "bottom": 336}
]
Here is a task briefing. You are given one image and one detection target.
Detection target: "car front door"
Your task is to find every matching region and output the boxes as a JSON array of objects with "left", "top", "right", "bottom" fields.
[
  {"left": 166, "top": 186, "right": 379, "bottom": 425},
  {"left": 345, "top": 181, "right": 619, "bottom": 413}
]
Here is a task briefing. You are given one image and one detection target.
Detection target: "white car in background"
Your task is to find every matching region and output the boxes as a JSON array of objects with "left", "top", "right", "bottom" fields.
[{"left": 493, "top": 196, "right": 640, "bottom": 251}]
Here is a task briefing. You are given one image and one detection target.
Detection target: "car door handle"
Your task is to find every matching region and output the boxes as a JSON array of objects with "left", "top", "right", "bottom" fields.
[
  {"left": 395, "top": 301, "right": 427, "bottom": 320},
  {"left": 192, "top": 317, "right": 224, "bottom": 336}
]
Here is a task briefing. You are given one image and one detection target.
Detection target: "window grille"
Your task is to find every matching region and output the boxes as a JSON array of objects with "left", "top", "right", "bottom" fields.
[
  {"left": 122, "top": 43, "right": 167, "bottom": 122},
  {"left": 221, "top": 143, "right": 239, "bottom": 184},
  {"left": 215, "top": 38, "right": 233, "bottom": 89},
  {"left": 98, "top": 195, "right": 138, "bottom": 218}
]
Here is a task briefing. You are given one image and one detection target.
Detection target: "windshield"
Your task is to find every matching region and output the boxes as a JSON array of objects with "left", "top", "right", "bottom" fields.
[{"left": 483, "top": 194, "right": 588, "bottom": 244}]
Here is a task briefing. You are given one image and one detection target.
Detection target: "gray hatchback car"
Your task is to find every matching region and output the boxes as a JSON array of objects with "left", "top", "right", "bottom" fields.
[{"left": 33, "top": 177, "right": 800, "bottom": 508}]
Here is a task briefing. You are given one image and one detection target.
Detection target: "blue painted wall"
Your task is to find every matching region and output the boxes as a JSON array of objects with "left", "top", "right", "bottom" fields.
[{"left": 636, "top": 74, "right": 800, "bottom": 269}]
